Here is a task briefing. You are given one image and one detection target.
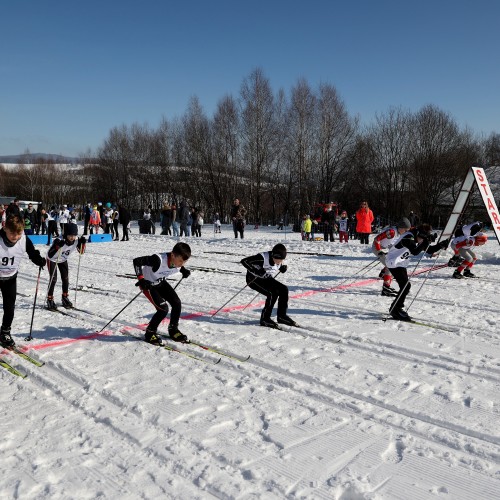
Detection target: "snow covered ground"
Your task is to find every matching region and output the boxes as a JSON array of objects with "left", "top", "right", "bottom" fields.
[{"left": 1, "top": 223, "right": 499, "bottom": 499}]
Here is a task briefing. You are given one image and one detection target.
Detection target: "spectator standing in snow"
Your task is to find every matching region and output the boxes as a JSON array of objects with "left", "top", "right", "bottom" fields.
[
  {"left": 408, "top": 211, "right": 419, "bottom": 227},
  {"left": 356, "top": 201, "right": 374, "bottom": 245},
  {"left": 231, "top": 198, "right": 247, "bottom": 239},
  {"left": 118, "top": 203, "right": 131, "bottom": 241},
  {"left": 160, "top": 203, "right": 172, "bottom": 235}
]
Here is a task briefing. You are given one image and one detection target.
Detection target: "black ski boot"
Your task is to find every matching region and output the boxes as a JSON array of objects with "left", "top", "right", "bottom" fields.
[
  {"left": 463, "top": 269, "right": 476, "bottom": 278},
  {"left": 168, "top": 325, "right": 188, "bottom": 343},
  {"left": 260, "top": 317, "right": 280, "bottom": 329},
  {"left": 277, "top": 314, "right": 299, "bottom": 327},
  {"left": 390, "top": 307, "right": 411, "bottom": 321},
  {"left": 452, "top": 270, "right": 463, "bottom": 279},
  {"left": 61, "top": 294, "right": 73, "bottom": 309},
  {"left": 381, "top": 285, "right": 398, "bottom": 297},
  {"left": 46, "top": 296, "right": 57, "bottom": 310},
  {"left": 0, "top": 327, "right": 15, "bottom": 348},
  {"left": 145, "top": 328, "right": 163, "bottom": 346}
]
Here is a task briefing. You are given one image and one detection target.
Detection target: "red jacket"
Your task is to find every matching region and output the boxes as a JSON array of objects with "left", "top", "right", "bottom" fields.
[{"left": 356, "top": 208, "right": 374, "bottom": 233}]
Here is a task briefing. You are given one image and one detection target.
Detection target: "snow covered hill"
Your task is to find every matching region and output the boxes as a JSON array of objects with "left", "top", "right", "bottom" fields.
[{"left": 1, "top": 224, "right": 499, "bottom": 499}]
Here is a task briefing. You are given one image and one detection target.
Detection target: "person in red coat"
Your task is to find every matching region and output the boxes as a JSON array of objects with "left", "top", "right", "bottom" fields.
[{"left": 356, "top": 201, "right": 374, "bottom": 244}]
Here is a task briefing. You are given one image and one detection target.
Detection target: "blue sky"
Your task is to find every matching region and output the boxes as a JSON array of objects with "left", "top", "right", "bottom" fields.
[{"left": 1, "top": 0, "right": 499, "bottom": 157}]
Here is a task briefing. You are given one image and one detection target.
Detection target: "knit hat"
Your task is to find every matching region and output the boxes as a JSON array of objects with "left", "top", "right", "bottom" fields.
[
  {"left": 397, "top": 217, "right": 411, "bottom": 229},
  {"left": 65, "top": 223, "right": 79, "bottom": 237},
  {"left": 271, "top": 243, "right": 287, "bottom": 260}
]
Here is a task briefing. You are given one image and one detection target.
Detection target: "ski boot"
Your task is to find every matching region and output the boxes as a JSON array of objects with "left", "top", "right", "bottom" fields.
[
  {"left": 463, "top": 269, "right": 476, "bottom": 278},
  {"left": 381, "top": 285, "right": 398, "bottom": 297},
  {"left": 0, "top": 326, "right": 15, "bottom": 348},
  {"left": 452, "top": 270, "right": 463, "bottom": 279},
  {"left": 46, "top": 296, "right": 58, "bottom": 310},
  {"left": 260, "top": 317, "right": 280, "bottom": 329},
  {"left": 277, "top": 314, "right": 299, "bottom": 327},
  {"left": 168, "top": 325, "right": 188, "bottom": 343},
  {"left": 390, "top": 307, "right": 411, "bottom": 321},
  {"left": 61, "top": 294, "right": 73, "bottom": 309},
  {"left": 145, "top": 328, "right": 164, "bottom": 346}
]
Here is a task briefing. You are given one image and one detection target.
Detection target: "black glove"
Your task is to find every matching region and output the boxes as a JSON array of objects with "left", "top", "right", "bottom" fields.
[
  {"left": 280, "top": 265, "right": 287, "bottom": 274},
  {"left": 429, "top": 232, "right": 438, "bottom": 242},
  {"left": 255, "top": 268, "right": 267, "bottom": 277},
  {"left": 78, "top": 236, "right": 86, "bottom": 254},
  {"left": 180, "top": 267, "right": 191, "bottom": 279},
  {"left": 439, "top": 238, "right": 450, "bottom": 249},
  {"left": 37, "top": 257, "right": 46, "bottom": 268},
  {"left": 135, "top": 278, "right": 152, "bottom": 290}
]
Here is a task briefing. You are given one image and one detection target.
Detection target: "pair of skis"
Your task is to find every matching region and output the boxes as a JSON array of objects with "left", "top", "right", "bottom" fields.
[
  {"left": 0, "top": 346, "right": 45, "bottom": 378},
  {"left": 120, "top": 327, "right": 250, "bottom": 365}
]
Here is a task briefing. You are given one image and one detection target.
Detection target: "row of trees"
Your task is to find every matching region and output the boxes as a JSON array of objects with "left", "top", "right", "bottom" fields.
[{"left": 2, "top": 68, "right": 499, "bottom": 226}]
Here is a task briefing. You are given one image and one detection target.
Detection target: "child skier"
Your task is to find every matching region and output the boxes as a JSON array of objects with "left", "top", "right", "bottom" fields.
[
  {"left": 133, "top": 242, "right": 192, "bottom": 345},
  {"left": 240, "top": 243, "right": 297, "bottom": 328},
  {"left": 46, "top": 223, "right": 86, "bottom": 309},
  {"left": 448, "top": 221, "right": 484, "bottom": 267},
  {"left": 450, "top": 232, "right": 487, "bottom": 278},
  {"left": 385, "top": 224, "right": 448, "bottom": 321},
  {"left": 0, "top": 216, "right": 46, "bottom": 347},
  {"left": 372, "top": 218, "right": 412, "bottom": 297}
]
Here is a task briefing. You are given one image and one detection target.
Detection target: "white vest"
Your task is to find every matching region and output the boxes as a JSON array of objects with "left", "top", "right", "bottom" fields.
[
  {"left": 386, "top": 231, "right": 413, "bottom": 268},
  {"left": 260, "top": 251, "right": 281, "bottom": 277},
  {"left": 48, "top": 240, "right": 78, "bottom": 263},
  {"left": 142, "top": 253, "right": 180, "bottom": 283},
  {"left": 0, "top": 234, "right": 27, "bottom": 278}
]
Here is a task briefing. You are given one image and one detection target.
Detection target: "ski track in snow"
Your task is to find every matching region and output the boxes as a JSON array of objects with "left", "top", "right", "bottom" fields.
[{"left": 1, "top": 225, "right": 500, "bottom": 499}]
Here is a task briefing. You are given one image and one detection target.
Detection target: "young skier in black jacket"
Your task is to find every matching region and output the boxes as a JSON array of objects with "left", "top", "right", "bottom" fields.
[
  {"left": 133, "top": 242, "right": 192, "bottom": 345},
  {"left": 46, "top": 223, "right": 86, "bottom": 310},
  {"left": 241, "top": 243, "right": 297, "bottom": 329},
  {"left": 385, "top": 224, "right": 448, "bottom": 321}
]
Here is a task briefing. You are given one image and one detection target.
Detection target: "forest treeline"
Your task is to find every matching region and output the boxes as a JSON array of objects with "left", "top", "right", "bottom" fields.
[{"left": 1, "top": 68, "right": 499, "bottom": 225}]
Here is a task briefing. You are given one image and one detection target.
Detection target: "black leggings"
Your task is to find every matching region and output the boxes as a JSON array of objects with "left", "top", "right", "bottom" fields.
[
  {"left": 388, "top": 266, "right": 411, "bottom": 310},
  {"left": 0, "top": 276, "right": 17, "bottom": 329},
  {"left": 246, "top": 274, "right": 289, "bottom": 320},
  {"left": 47, "top": 260, "right": 69, "bottom": 296},
  {"left": 142, "top": 280, "right": 181, "bottom": 331}
]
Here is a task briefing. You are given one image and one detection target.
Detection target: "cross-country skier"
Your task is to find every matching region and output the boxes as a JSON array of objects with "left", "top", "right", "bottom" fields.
[
  {"left": 133, "top": 242, "right": 192, "bottom": 345},
  {"left": 46, "top": 223, "right": 86, "bottom": 310},
  {"left": 451, "top": 232, "right": 487, "bottom": 278},
  {"left": 385, "top": 224, "right": 449, "bottom": 321},
  {"left": 240, "top": 243, "right": 297, "bottom": 329},
  {"left": 0, "top": 216, "right": 46, "bottom": 347},
  {"left": 372, "top": 218, "right": 412, "bottom": 297},
  {"left": 448, "top": 221, "right": 484, "bottom": 267}
]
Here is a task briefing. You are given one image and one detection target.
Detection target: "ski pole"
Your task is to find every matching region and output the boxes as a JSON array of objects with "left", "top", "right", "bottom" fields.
[
  {"left": 242, "top": 270, "right": 281, "bottom": 311},
  {"left": 97, "top": 291, "right": 142, "bottom": 333},
  {"left": 74, "top": 247, "right": 83, "bottom": 306},
  {"left": 45, "top": 247, "right": 63, "bottom": 305},
  {"left": 210, "top": 275, "right": 260, "bottom": 319},
  {"left": 173, "top": 277, "right": 183, "bottom": 290},
  {"left": 25, "top": 267, "right": 42, "bottom": 342},
  {"left": 405, "top": 250, "right": 446, "bottom": 314},
  {"left": 330, "top": 257, "right": 379, "bottom": 292},
  {"left": 384, "top": 241, "right": 432, "bottom": 321}
]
